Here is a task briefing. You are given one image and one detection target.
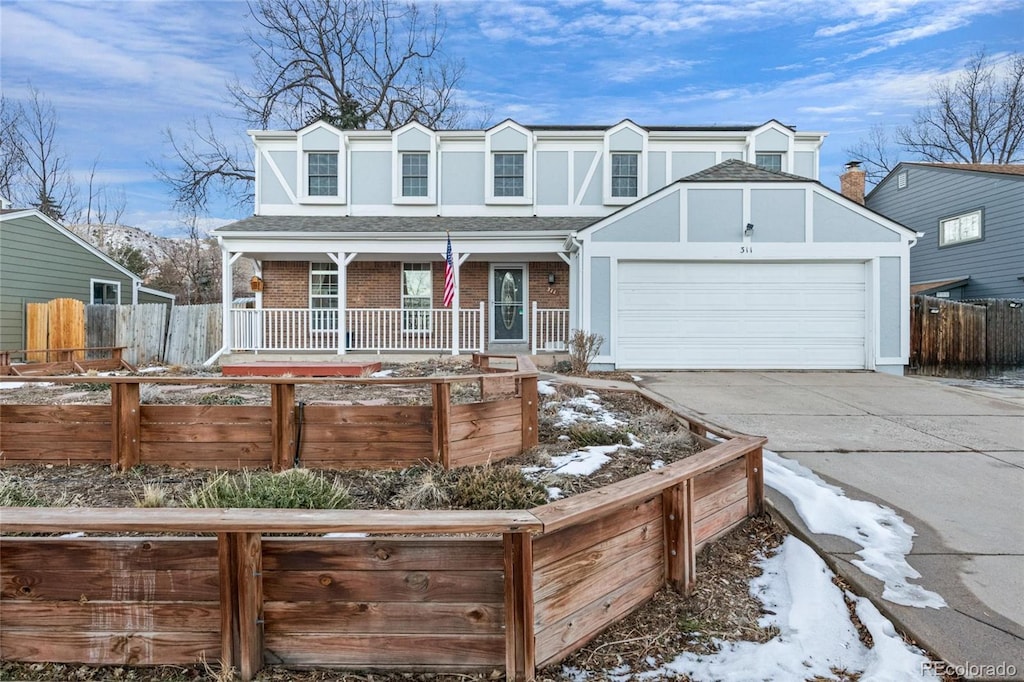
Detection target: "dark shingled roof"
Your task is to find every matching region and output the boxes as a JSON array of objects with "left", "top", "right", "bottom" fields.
[
  {"left": 902, "top": 162, "right": 1024, "bottom": 176},
  {"left": 215, "top": 215, "right": 598, "bottom": 234},
  {"left": 681, "top": 158, "right": 811, "bottom": 183}
]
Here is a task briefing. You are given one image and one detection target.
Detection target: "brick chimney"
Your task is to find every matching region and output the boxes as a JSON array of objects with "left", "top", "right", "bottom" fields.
[{"left": 840, "top": 161, "right": 866, "bottom": 205}]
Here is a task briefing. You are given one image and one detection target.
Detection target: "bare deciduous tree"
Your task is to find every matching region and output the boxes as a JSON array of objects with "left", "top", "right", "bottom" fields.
[
  {"left": 149, "top": 215, "right": 222, "bottom": 304},
  {"left": 155, "top": 0, "right": 464, "bottom": 213},
  {"left": 18, "top": 86, "right": 79, "bottom": 221},
  {"left": 0, "top": 95, "right": 25, "bottom": 202},
  {"left": 848, "top": 50, "right": 1024, "bottom": 183}
]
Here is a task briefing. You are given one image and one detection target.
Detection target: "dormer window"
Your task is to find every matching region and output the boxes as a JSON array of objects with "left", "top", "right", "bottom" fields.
[
  {"left": 611, "top": 153, "right": 638, "bottom": 197},
  {"left": 392, "top": 122, "right": 436, "bottom": 204},
  {"left": 402, "top": 153, "right": 429, "bottom": 197},
  {"left": 755, "top": 153, "right": 782, "bottom": 173},
  {"left": 493, "top": 153, "right": 525, "bottom": 197},
  {"left": 308, "top": 152, "right": 338, "bottom": 196},
  {"left": 603, "top": 120, "right": 646, "bottom": 205},
  {"left": 484, "top": 120, "right": 532, "bottom": 205}
]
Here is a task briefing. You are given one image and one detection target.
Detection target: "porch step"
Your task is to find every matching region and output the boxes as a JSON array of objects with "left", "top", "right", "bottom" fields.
[{"left": 221, "top": 361, "right": 382, "bottom": 378}]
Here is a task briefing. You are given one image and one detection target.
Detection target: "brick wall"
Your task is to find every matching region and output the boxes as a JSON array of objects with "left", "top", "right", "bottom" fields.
[{"left": 261, "top": 259, "right": 569, "bottom": 311}]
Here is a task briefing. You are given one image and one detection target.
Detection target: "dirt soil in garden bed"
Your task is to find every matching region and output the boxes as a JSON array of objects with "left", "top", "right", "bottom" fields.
[{"left": 0, "top": 361, "right": 875, "bottom": 682}]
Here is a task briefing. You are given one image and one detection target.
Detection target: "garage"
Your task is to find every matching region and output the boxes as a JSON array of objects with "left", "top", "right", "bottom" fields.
[{"left": 615, "top": 261, "right": 868, "bottom": 369}]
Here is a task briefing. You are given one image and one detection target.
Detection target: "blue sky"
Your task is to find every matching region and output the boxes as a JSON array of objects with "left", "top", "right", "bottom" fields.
[{"left": 2, "top": 0, "right": 1022, "bottom": 236}]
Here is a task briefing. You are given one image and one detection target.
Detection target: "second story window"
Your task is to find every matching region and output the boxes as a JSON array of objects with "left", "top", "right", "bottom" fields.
[
  {"left": 402, "top": 153, "right": 429, "bottom": 197},
  {"left": 308, "top": 152, "right": 338, "bottom": 196},
  {"left": 755, "top": 153, "right": 782, "bottom": 173},
  {"left": 611, "top": 153, "right": 638, "bottom": 197},
  {"left": 493, "top": 153, "right": 524, "bottom": 197},
  {"left": 939, "top": 209, "right": 983, "bottom": 246}
]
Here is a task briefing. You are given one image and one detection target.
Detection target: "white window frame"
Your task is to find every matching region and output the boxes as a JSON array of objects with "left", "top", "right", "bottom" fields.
[
  {"left": 309, "top": 261, "right": 339, "bottom": 331},
  {"left": 939, "top": 208, "right": 983, "bottom": 247},
  {"left": 602, "top": 120, "right": 647, "bottom": 205},
  {"left": 90, "top": 278, "right": 121, "bottom": 304},
  {"left": 400, "top": 152, "right": 430, "bottom": 198},
  {"left": 402, "top": 262, "right": 433, "bottom": 333},
  {"left": 755, "top": 153, "right": 783, "bottom": 173},
  {"left": 484, "top": 121, "right": 533, "bottom": 205},
  {"left": 610, "top": 152, "right": 639, "bottom": 198},
  {"left": 391, "top": 123, "right": 437, "bottom": 205},
  {"left": 297, "top": 121, "right": 346, "bottom": 204},
  {"left": 492, "top": 152, "right": 526, "bottom": 198},
  {"left": 307, "top": 152, "right": 339, "bottom": 197}
]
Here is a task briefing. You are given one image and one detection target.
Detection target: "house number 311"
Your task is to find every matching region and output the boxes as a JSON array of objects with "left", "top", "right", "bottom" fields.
[{"left": 740, "top": 246, "right": 753, "bottom": 254}]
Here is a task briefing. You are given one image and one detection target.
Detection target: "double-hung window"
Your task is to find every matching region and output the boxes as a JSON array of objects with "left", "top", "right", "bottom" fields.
[
  {"left": 611, "top": 153, "right": 638, "bottom": 197},
  {"left": 755, "top": 153, "right": 782, "bottom": 173},
  {"left": 308, "top": 152, "right": 338, "bottom": 196},
  {"left": 402, "top": 153, "right": 429, "bottom": 197},
  {"left": 939, "top": 209, "right": 983, "bottom": 247},
  {"left": 493, "top": 153, "right": 524, "bottom": 197},
  {"left": 402, "top": 263, "right": 432, "bottom": 332},
  {"left": 310, "top": 262, "right": 339, "bottom": 330}
]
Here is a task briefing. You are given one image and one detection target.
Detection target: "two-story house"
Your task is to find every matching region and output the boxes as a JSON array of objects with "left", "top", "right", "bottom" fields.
[
  {"left": 214, "top": 119, "right": 918, "bottom": 373},
  {"left": 865, "top": 163, "right": 1024, "bottom": 301}
]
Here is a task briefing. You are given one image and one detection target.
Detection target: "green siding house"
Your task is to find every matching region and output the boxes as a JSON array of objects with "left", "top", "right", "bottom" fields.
[{"left": 0, "top": 208, "right": 173, "bottom": 351}]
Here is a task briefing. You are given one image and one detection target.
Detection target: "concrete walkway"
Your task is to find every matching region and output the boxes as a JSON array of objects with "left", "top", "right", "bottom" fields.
[{"left": 638, "top": 371, "right": 1023, "bottom": 680}]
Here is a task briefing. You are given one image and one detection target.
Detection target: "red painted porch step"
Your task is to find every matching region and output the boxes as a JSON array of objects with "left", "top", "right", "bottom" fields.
[{"left": 221, "top": 361, "right": 382, "bottom": 377}]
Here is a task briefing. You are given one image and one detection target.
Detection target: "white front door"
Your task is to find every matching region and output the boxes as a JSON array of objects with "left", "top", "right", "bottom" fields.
[
  {"left": 615, "top": 261, "right": 868, "bottom": 369},
  {"left": 490, "top": 265, "right": 527, "bottom": 342}
]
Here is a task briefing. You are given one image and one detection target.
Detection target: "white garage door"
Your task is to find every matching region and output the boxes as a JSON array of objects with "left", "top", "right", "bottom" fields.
[{"left": 616, "top": 261, "right": 867, "bottom": 369}]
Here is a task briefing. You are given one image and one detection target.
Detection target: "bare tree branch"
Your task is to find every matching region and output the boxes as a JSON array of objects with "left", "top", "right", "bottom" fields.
[
  {"left": 0, "top": 95, "right": 26, "bottom": 203},
  {"left": 847, "top": 50, "right": 1024, "bottom": 186},
  {"left": 17, "top": 86, "right": 79, "bottom": 221},
  {"left": 156, "top": 0, "right": 464, "bottom": 214}
]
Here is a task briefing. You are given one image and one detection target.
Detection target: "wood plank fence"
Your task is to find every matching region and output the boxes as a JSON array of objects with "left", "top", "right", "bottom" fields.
[
  {"left": 910, "top": 296, "right": 1024, "bottom": 376},
  {"left": 17, "top": 300, "right": 219, "bottom": 370},
  {"left": 165, "top": 303, "right": 221, "bottom": 366},
  {"left": 0, "top": 355, "right": 540, "bottom": 471},
  {"left": 0, "top": 433, "right": 767, "bottom": 681},
  {"left": 87, "top": 304, "right": 169, "bottom": 365}
]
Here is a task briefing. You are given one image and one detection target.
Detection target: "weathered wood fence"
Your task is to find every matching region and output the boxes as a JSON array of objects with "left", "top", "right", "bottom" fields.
[
  {"left": 164, "top": 303, "right": 222, "bottom": 366},
  {"left": 0, "top": 355, "right": 539, "bottom": 471},
  {"left": 0, "top": 434, "right": 766, "bottom": 681},
  {"left": 87, "top": 304, "right": 169, "bottom": 365},
  {"left": 18, "top": 299, "right": 221, "bottom": 369},
  {"left": 910, "top": 296, "right": 1024, "bottom": 376}
]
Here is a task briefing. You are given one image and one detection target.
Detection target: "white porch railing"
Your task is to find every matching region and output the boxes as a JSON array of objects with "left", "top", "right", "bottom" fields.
[
  {"left": 531, "top": 303, "right": 570, "bottom": 354},
  {"left": 230, "top": 303, "right": 486, "bottom": 353}
]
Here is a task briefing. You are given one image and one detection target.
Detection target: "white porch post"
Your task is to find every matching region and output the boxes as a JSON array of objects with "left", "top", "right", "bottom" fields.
[
  {"left": 327, "top": 252, "right": 357, "bottom": 355},
  {"left": 221, "top": 250, "right": 242, "bottom": 354},
  {"left": 449, "top": 252, "right": 471, "bottom": 355}
]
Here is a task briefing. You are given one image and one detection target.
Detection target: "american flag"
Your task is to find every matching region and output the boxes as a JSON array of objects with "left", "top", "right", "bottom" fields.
[{"left": 443, "top": 233, "right": 455, "bottom": 307}]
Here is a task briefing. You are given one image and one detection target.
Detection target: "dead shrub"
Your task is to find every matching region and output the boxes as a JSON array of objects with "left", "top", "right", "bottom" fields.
[
  {"left": 567, "top": 423, "right": 632, "bottom": 447},
  {"left": 567, "top": 329, "right": 605, "bottom": 375}
]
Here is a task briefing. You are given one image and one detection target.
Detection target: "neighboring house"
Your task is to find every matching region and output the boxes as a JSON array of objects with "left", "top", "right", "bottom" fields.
[
  {"left": 214, "top": 118, "right": 917, "bottom": 373},
  {"left": 0, "top": 208, "right": 175, "bottom": 351},
  {"left": 865, "top": 163, "right": 1024, "bottom": 300}
]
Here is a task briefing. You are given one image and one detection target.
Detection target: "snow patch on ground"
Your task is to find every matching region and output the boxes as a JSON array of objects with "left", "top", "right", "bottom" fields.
[
  {"left": 552, "top": 390, "right": 625, "bottom": 428},
  {"left": 763, "top": 449, "right": 946, "bottom": 609},
  {"left": 637, "top": 536, "right": 937, "bottom": 681},
  {"left": 538, "top": 379, "right": 557, "bottom": 396},
  {"left": 137, "top": 366, "right": 168, "bottom": 374},
  {"left": 370, "top": 369, "right": 394, "bottom": 378}
]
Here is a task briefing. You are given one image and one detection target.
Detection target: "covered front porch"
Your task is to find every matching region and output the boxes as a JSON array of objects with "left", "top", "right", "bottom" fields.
[
  {"left": 229, "top": 301, "right": 570, "bottom": 355},
  {"left": 214, "top": 217, "right": 585, "bottom": 358}
]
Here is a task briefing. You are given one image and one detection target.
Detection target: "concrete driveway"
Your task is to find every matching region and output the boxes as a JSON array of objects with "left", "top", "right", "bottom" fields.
[{"left": 640, "top": 370, "right": 1024, "bottom": 679}]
